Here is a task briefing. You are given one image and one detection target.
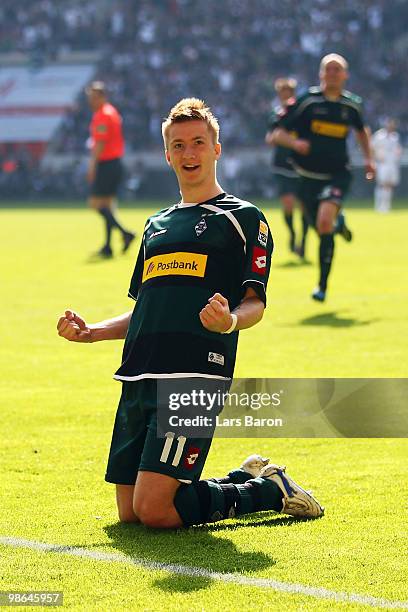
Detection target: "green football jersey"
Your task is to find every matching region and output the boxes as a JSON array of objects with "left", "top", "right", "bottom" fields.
[
  {"left": 277, "top": 86, "right": 365, "bottom": 178},
  {"left": 114, "top": 192, "right": 273, "bottom": 382},
  {"left": 268, "top": 105, "right": 298, "bottom": 178}
]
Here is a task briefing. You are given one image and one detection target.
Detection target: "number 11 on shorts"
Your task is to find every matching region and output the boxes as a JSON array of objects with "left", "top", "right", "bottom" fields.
[{"left": 160, "top": 432, "right": 187, "bottom": 466}]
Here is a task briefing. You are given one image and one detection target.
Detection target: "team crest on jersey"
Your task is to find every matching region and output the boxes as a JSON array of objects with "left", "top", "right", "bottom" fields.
[
  {"left": 195, "top": 218, "right": 207, "bottom": 236},
  {"left": 258, "top": 220, "right": 268, "bottom": 247},
  {"left": 251, "top": 246, "right": 267, "bottom": 275},
  {"left": 183, "top": 446, "right": 200, "bottom": 469},
  {"left": 341, "top": 108, "right": 349, "bottom": 120}
]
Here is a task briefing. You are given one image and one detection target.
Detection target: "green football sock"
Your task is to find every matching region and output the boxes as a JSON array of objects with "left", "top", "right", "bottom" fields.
[
  {"left": 284, "top": 212, "right": 295, "bottom": 238},
  {"left": 206, "top": 468, "right": 253, "bottom": 485},
  {"left": 173, "top": 478, "right": 283, "bottom": 527},
  {"left": 301, "top": 214, "right": 309, "bottom": 245},
  {"left": 318, "top": 233, "right": 335, "bottom": 291}
]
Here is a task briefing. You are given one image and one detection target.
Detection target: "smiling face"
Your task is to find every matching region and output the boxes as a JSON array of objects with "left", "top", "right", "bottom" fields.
[{"left": 165, "top": 120, "right": 221, "bottom": 195}]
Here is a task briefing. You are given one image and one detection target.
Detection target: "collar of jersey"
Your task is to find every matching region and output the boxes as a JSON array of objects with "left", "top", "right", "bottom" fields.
[
  {"left": 320, "top": 87, "right": 344, "bottom": 101},
  {"left": 174, "top": 192, "right": 227, "bottom": 209}
]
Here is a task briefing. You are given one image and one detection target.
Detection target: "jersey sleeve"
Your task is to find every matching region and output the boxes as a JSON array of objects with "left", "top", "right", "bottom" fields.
[
  {"left": 267, "top": 107, "right": 280, "bottom": 131},
  {"left": 351, "top": 101, "right": 365, "bottom": 131},
  {"left": 92, "top": 112, "right": 111, "bottom": 142},
  {"left": 240, "top": 207, "right": 274, "bottom": 305},
  {"left": 274, "top": 97, "right": 300, "bottom": 131},
  {"left": 128, "top": 235, "right": 145, "bottom": 300}
]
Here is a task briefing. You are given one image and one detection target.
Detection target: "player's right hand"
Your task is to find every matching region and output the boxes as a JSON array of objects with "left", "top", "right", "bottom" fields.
[
  {"left": 293, "top": 139, "right": 310, "bottom": 155},
  {"left": 57, "top": 310, "right": 92, "bottom": 343},
  {"left": 364, "top": 159, "right": 375, "bottom": 180}
]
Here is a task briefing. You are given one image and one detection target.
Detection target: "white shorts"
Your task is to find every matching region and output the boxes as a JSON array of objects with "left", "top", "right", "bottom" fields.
[{"left": 376, "top": 164, "right": 400, "bottom": 186}]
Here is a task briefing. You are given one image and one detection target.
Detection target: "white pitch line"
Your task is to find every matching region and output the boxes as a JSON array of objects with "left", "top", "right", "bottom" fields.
[{"left": 1, "top": 536, "right": 408, "bottom": 610}]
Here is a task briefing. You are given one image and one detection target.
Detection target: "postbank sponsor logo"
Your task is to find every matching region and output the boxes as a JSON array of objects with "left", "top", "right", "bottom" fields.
[
  {"left": 311, "top": 120, "right": 348, "bottom": 138},
  {"left": 142, "top": 252, "right": 208, "bottom": 282}
]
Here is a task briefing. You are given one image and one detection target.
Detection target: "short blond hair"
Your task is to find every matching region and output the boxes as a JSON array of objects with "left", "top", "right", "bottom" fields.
[
  {"left": 320, "top": 53, "right": 348, "bottom": 71},
  {"left": 274, "top": 77, "right": 297, "bottom": 92},
  {"left": 162, "top": 98, "right": 220, "bottom": 147}
]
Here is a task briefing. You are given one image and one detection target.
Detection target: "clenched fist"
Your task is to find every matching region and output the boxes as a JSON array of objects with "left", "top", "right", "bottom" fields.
[
  {"left": 199, "top": 293, "right": 234, "bottom": 333},
  {"left": 57, "top": 310, "right": 92, "bottom": 343}
]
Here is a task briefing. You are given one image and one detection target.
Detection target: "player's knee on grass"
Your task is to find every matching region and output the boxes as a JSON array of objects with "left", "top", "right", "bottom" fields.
[
  {"left": 132, "top": 472, "right": 183, "bottom": 528},
  {"left": 117, "top": 503, "right": 139, "bottom": 523},
  {"left": 133, "top": 494, "right": 183, "bottom": 528},
  {"left": 133, "top": 501, "right": 174, "bottom": 528},
  {"left": 116, "top": 485, "right": 139, "bottom": 523},
  {"left": 118, "top": 508, "right": 139, "bottom": 523}
]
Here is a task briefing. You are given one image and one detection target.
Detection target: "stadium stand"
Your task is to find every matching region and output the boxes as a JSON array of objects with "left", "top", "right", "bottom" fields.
[{"left": 1, "top": 0, "right": 407, "bottom": 198}]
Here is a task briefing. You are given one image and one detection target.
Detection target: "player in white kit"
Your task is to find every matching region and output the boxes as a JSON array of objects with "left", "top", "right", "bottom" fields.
[{"left": 372, "top": 119, "right": 402, "bottom": 213}]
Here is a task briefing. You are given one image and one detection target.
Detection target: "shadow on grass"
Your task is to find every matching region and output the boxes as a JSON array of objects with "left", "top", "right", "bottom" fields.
[
  {"left": 299, "top": 311, "right": 377, "bottom": 328},
  {"left": 153, "top": 574, "right": 212, "bottom": 592},
  {"left": 94, "top": 515, "right": 283, "bottom": 593},
  {"left": 85, "top": 249, "right": 138, "bottom": 265},
  {"left": 84, "top": 254, "right": 116, "bottom": 265},
  {"left": 274, "top": 258, "right": 313, "bottom": 268},
  {"left": 201, "top": 513, "right": 316, "bottom": 531}
]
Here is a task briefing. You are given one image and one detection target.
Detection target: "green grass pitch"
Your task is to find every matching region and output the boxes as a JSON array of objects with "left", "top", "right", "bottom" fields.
[{"left": 1, "top": 201, "right": 407, "bottom": 611}]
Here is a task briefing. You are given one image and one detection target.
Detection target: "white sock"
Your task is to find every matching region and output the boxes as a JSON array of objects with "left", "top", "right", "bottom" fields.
[
  {"left": 382, "top": 187, "right": 392, "bottom": 212},
  {"left": 374, "top": 186, "right": 385, "bottom": 211}
]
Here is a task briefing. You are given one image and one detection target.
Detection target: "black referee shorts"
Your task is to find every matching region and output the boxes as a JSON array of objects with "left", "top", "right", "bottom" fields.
[{"left": 91, "top": 158, "right": 123, "bottom": 197}]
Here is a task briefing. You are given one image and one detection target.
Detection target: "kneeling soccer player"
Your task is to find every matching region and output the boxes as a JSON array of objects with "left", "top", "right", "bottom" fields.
[{"left": 57, "top": 98, "right": 324, "bottom": 528}]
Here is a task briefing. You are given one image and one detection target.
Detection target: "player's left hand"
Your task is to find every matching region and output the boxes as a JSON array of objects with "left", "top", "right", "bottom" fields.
[
  {"left": 199, "top": 293, "right": 234, "bottom": 333},
  {"left": 365, "top": 160, "right": 375, "bottom": 180}
]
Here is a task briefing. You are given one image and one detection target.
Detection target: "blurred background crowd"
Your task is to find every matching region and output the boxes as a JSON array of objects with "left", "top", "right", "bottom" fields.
[{"left": 1, "top": 0, "right": 407, "bottom": 198}]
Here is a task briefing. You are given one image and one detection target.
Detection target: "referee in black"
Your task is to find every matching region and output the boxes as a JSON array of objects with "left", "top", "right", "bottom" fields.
[{"left": 86, "top": 81, "right": 135, "bottom": 258}]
